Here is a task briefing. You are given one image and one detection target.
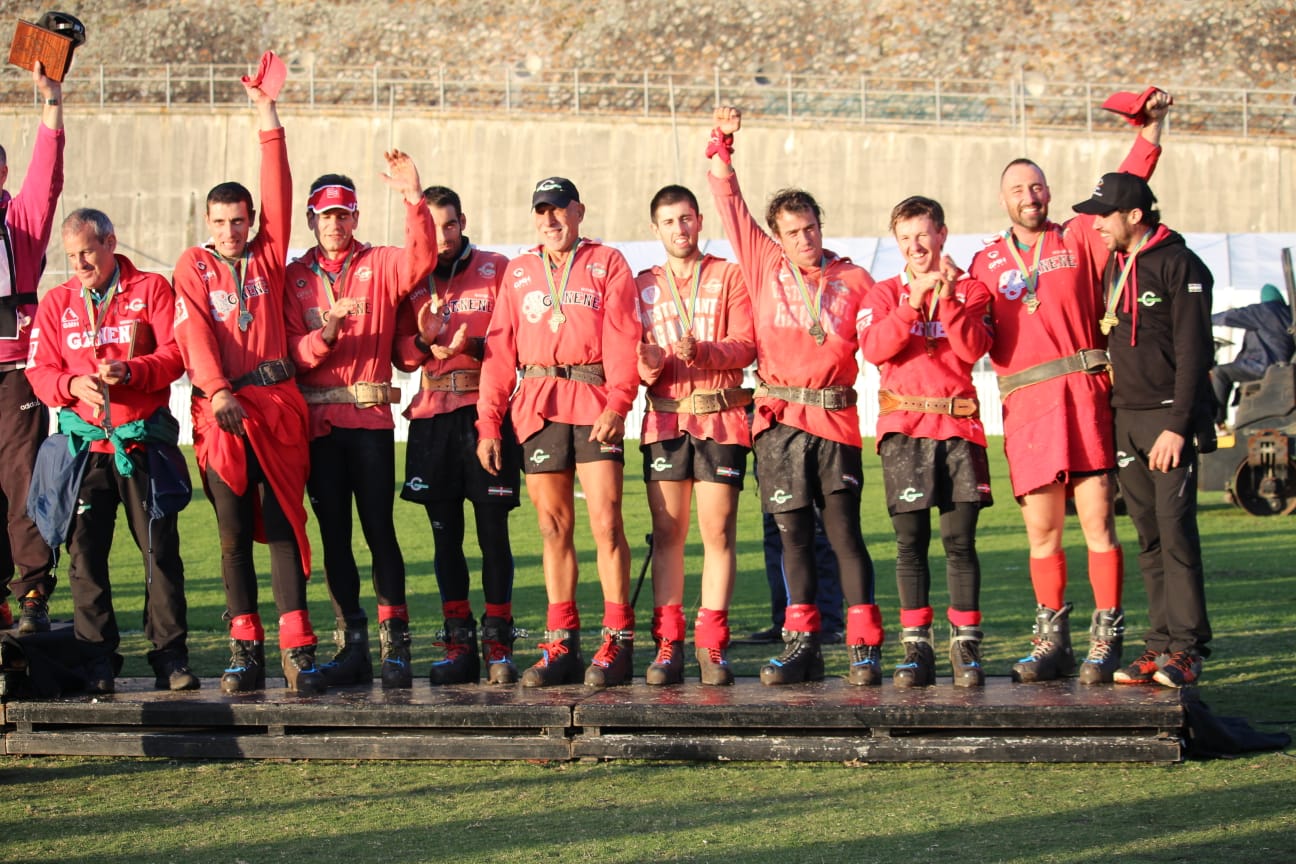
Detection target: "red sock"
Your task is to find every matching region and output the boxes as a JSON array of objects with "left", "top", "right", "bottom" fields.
[
  {"left": 899, "top": 606, "right": 934, "bottom": 629},
  {"left": 603, "top": 601, "right": 635, "bottom": 633},
  {"left": 485, "top": 602, "right": 512, "bottom": 621},
  {"left": 229, "top": 613, "right": 264, "bottom": 642},
  {"left": 378, "top": 604, "right": 409, "bottom": 623},
  {"left": 847, "top": 604, "right": 885, "bottom": 646},
  {"left": 1029, "top": 551, "right": 1067, "bottom": 610},
  {"left": 277, "top": 609, "right": 317, "bottom": 649},
  {"left": 442, "top": 600, "right": 472, "bottom": 621},
  {"left": 947, "top": 607, "right": 982, "bottom": 627},
  {"left": 653, "top": 604, "right": 686, "bottom": 642},
  {"left": 784, "top": 603, "right": 821, "bottom": 633},
  {"left": 694, "top": 607, "right": 730, "bottom": 650},
  {"left": 1089, "top": 547, "right": 1124, "bottom": 610},
  {"left": 546, "top": 601, "right": 580, "bottom": 632}
]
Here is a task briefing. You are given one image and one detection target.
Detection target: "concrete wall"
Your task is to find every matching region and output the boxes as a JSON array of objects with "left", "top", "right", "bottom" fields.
[{"left": 3, "top": 106, "right": 1295, "bottom": 288}]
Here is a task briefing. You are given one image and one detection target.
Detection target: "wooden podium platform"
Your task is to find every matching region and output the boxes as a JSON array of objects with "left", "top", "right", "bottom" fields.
[{"left": 1, "top": 677, "right": 1186, "bottom": 763}]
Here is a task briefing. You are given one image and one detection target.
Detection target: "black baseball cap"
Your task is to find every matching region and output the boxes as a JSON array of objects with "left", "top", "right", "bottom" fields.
[
  {"left": 532, "top": 177, "right": 580, "bottom": 210},
  {"left": 1072, "top": 172, "right": 1156, "bottom": 216}
]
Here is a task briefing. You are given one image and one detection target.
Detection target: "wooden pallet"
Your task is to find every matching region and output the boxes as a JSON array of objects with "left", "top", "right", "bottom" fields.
[{"left": 1, "top": 676, "right": 1184, "bottom": 763}]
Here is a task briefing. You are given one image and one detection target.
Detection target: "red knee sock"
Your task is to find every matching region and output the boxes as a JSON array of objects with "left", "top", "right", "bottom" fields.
[
  {"left": 485, "top": 602, "right": 512, "bottom": 621},
  {"left": 694, "top": 607, "right": 730, "bottom": 650},
  {"left": 442, "top": 600, "right": 472, "bottom": 621},
  {"left": 784, "top": 603, "right": 821, "bottom": 633},
  {"left": 378, "top": 604, "right": 409, "bottom": 623},
  {"left": 1029, "top": 551, "right": 1067, "bottom": 610},
  {"left": 229, "top": 613, "right": 264, "bottom": 642},
  {"left": 546, "top": 601, "right": 580, "bottom": 632},
  {"left": 947, "top": 607, "right": 982, "bottom": 628},
  {"left": 1089, "top": 547, "right": 1124, "bottom": 610},
  {"left": 899, "top": 606, "right": 934, "bottom": 629},
  {"left": 847, "top": 604, "right": 885, "bottom": 646},
  {"left": 603, "top": 601, "right": 635, "bottom": 633},
  {"left": 653, "top": 604, "right": 686, "bottom": 642},
  {"left": 278, "top": 609, "right": 317, "bottom": 649}
]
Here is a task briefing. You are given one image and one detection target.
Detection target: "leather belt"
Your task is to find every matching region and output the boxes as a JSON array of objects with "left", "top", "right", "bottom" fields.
[
  {"left": 878, "top": 389, "right": 979, "bottom": 418},
  {"left": 754, "top": 382, "right": 857, "bottom": 411},
  {"left": 645, "top": 387, "right": 753, "bottom": 416},
  {"left": 0, "top": 361, "right": 27, "bottom": 373},
  {"left": 191, "top": 358, "right": 295, "bottom": 399},
  {"left": 421, "top": 369, "right": 480, "bottom": 393},
  {"left": 997, "top": 349, "right": 1110, "bottom": 399},
  {"left": 300, "top": 382, "right": 402, "bottom": 408},
  {"left": 523, "top": 363, "right": 605, "bottom": 386}
]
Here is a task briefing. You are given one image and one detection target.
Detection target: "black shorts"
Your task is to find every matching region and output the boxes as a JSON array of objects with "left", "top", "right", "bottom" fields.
[
  {"left": 521, "top": 420, "right": 625, "bottom": 474},
  {"left": 402, "top": 406, "right": 522, "bottom": 508},
  {"left": 752, "top": 422, "right": 863, "bottom": 514},
  {"left": 878, "top": 433, "right": 993, "bottom": 516},
  {"left": 641, "top": 434, "right": 748, "bottom": 487}
]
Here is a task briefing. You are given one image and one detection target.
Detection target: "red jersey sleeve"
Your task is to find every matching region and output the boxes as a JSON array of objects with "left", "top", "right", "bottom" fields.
[
  {"left": 860, "top": 277, "right": 918, "bottom": 366},
  {"left": 689, "top": 261, "right": 756, "bottom": 372},
  {"left": 255, "top": 128, "right": 292, "bottom": 271},
  {"left": 938, "top": 277, "right": 994, "bottom": 364},
  {"left": 600, "top": 250, "right": 642, "bottom": 417},
  {"left": 475, "top": 280, "right": 519, "bottom": 440},
  {"left": 25, "top": 288, "right": 75, "bottom": 406},
  {"left": 707, "top": 171, "right": 783, "bottom": 308}
]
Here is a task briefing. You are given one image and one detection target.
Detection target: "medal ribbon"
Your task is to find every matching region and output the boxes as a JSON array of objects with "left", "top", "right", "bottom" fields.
[
  {"left": 1003, "top": 232, "right": 1044, "bottom": 307},
  {"left": 663, "top": 259, "right": 702, "bottom": 340},
  {"left": 218, "top": 250, "right": 253, "bottom": 328},
  {"left": 542, "top": 239, "right": 582, "bottom": 324},
  {"left": 310, "top": 244, "right": 359, "bottom": 310},
  {"left": 1104, "top": 231, "right": 1152, "bottom": 323},
  {"left": 79, "top": 266, "right": 121, "bottom": 354},
  {"left": 431, "top": 242, "right": 474, "bottom": 324},
  {"left": 788, "top": 255, "right": 827, "bottom": 337}
]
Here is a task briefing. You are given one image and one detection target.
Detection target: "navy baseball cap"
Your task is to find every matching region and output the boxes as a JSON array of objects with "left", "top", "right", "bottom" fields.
[
  {"left": 1072, "top": 172, "right": 1156, "bottom": 216},
  {"left": 532, "top": 177, "right": 580, "bottom": 210}
]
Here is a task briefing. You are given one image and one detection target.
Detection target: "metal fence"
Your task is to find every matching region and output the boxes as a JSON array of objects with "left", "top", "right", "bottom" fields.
[{"left": 3, "top": 63, "right": 1295, "bottom": 139}]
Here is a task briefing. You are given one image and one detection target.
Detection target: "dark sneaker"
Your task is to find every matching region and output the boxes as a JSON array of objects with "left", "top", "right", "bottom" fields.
[
  {"left": 18, "top": 590, "right": 50, "bottom": 635},
  {"left": 585, "top": 628, "right": 634, "bottom": 687},
  {"left": 848, "top": 644, "right": 883, "bottom": 687},
  {"left": 85, "top": 655, "right": 115, "bottom": 695},
  {"left": 645, "top": 639, "right": 685, "bottom": 685},
  {"left": 696, "top": 645, "right": 734, "bottom": 686},
  {"left": 760, "top": 630, "right": 824, "bottom": 685},
  {"left": 152, "top": 651, "right": 200, "bottom": 691},
  {"left": 520, "top": 629, "right": 583, "bottom": 687},
  {"left": 283, "top": 645, "right": 327, "bottom": 694},
  {"left": 1153, "top": 650, "right": 1202, "bottom": 688},
  {"left": 221, "top": 639, "right": 266, "bottom": 693},
  {"left": 1113, "top": 647, "right": 1166, "bottom": 685}
]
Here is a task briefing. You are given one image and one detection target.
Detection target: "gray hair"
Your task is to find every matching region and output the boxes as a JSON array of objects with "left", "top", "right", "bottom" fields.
[{"left": 62, "top": 208, "right": 115, "bottom": 243}]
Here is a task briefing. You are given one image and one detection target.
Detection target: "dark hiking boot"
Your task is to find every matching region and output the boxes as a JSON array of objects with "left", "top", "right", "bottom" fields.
[
  {"left": 760, "top": 630, "right": 824, "bottom": 685},
  {"left": 378, "top": 618, "right": 413, "bottom": 689},
  {"left": 696, "top": 645, "right": 735, "bottom": 686},
  {"left": 428, "top": 617, "right": 480, "bottom": 685},
  {"left": 585, "top": 628, "right": 634, "bottom": 687},
  {"left": 18, "top": 590, "right": 50, "bottom": 635},
  {"left": 894, "top": 626, "right": 936, "bottom": 688},
  {"left": 283, "top": 645, "right": 327, "bottom": 694},
  {"left": 1078, "top": 607, "right": 1124, "bottom": 685},
  {"left": 1114, "top": 647, "right": 1167, "bottom": 684},
  {"left": 85, "top": 654, "right": 115, "bottom": 694},
  {"left": 1011, "top": 603, "right": 1076, "bottom": 683},
  {"left": 152, "top": 650, "right": 200, "bottom": 691},
  {"left": 480, "top": 615, "right": 518, "bottom": 685},
  {"left": 1153, "top": 649, "right": 1203, "bottom": 688},
  {"left": 645, "top": 638, "right": 685, "bottom": 685},
  {"left": 847, "top": 644, "right": 883, "bottom": 686},
  {"left": 949, "top": 625, "right": 985, "bottom": 688},
  {"left": 520, "top": 629, "right": 583, "bottom": 687},
  {"left": 319, "top": 617, "right": 373, "bottom": 686},
  {"left": 220, "top": 639, "right": 265, "bottom": 694}
]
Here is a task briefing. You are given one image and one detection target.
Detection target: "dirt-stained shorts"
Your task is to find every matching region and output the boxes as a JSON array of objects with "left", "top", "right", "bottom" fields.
[
  {"left": 402, "top": 406, "right": 522, "bottom": 507},
  {"left": 878, "top": 433, "right": 992, "bottom": 516},
  {"left": 753, "top": 422, "right": 862, "bottom": 514}
]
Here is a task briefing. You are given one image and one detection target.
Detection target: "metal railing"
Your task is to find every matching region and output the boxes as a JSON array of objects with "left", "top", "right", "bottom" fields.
[{"left": 3, "top": 64, "right": 1295, "bottom": 139}]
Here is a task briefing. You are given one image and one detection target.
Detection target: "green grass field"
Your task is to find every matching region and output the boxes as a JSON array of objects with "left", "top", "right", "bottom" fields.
[{"left": 4, "top": 439, "right": 1294, "bottom": 864}]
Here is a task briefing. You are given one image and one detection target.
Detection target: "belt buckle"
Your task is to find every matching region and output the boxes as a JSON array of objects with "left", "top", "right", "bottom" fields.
[
  {"left": 822, "top": 388, "right": 843, "bottom": 411},
  {"left": 551, "top": 366, "right": 570, "bottom": 380},
  {"left": 450, "top": 371, "right": 469, "bottom": 393}
]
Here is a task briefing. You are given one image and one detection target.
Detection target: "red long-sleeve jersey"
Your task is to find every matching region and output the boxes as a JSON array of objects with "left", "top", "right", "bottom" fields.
[{"left": 1, "top": 123, "right": 64, "bottom": 364}]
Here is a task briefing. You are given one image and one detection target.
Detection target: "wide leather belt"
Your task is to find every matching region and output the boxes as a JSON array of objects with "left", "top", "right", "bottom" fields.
[
  {"left": 754, "top": 382, "right": 857, "bottom": 411},
  {"left": 0, "top": 361, "right": 27, "bottom": 373},
  {"left": 421, "top": 369, "right": 481, "bottom": 393},
  {"left": 299, "top": 382, "right": 402, "bottom": 407},
  {"left": 878, "top": 389, "right": 979, "bottom": 418},
  {"left": 191, "top": 358, "right": 295, "bottom": 399},
  {"left": 645, "top": 387, "right": 753, "bottom": 416},
  {"left": 997, "top": 349, "right": 1110, "bottom": 399},
  {"left": 523, "top": 363, "right": 605, "bottom": 386}
]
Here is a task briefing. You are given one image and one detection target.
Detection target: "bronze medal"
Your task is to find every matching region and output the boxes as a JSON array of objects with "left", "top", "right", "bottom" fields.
[
  {"left": 549, "top": 311, "right": 566, "bottom": 333},
  {"left": 237, "top": 310, "right": 254, "bottom": 332},
  {"left": 809, "top": 323, "right": 826, "bottom": 345},
  {"left": 1099, "top": 313, "right": 1118, "bottom": 335},
  {"left": 1024, "top": 293, "right": 1040, "bottom": 314}
]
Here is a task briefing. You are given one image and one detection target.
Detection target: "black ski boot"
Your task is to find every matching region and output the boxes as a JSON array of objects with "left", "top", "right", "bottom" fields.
[
  {"left": 949, "top": 625, "right": 985, "bottom": 688},
  {"left": 1011, "top": 603, "right": 1076, "bottom": 682},
  {"left": 319, "top": 616, "right": 373, "bottom": 686},
  {"left": 428, "top": 617, "right": 480, "bottom": 685},
  {"left": 760, "top": 630, "right": 824, "bottom": 685},
  {"left": 1078, "top": 607, "right": 1124, "bottom": 685},
  {"left": 220, "top": 639, "right": 265, "bottom": 694}
]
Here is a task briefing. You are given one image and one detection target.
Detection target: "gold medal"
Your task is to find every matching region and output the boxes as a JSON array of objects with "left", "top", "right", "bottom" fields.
[
  {"left": 1099, "top": 313, "right": 1118, "bottom": 335},
  {"left": 237, "top": 310, "right": 254, "bottom": 332},
  {"left": 549, "top": 311, "right": 566, "bottom": 332},
  {"left": 808, "top": 323, "right": 826, "bottom": 345},
  {"left": 1024, "top": 293, "right": 1040, "bottom": 314}
]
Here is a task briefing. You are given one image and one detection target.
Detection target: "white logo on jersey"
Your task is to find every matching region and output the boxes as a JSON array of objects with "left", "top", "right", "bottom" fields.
[
  {"left": 478, "top": 261, "right": 497, "bottom": 279},
  {"left": 640, "top": 283, "right": 661, "bottom": 305},
  {"left": 998, "top": 269, "right": 1026, "bottom": 302},
  {"left": 521, "top": 290, "right": 550, "bottom": 324},
  {"left": 174, "top": 296, "right": 189, "bottom": 324},
  {"left": 354, "top": 265, "right": 373, "bottom": 283},
  {"left": 61, "top": 308, "right": 79, "bottom": 329}
]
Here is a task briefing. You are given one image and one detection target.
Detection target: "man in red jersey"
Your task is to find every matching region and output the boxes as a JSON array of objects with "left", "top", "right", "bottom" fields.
[
  {"left": 707, "top": 107, "right": 884, "bottom": 686},
  {"left": 967, "top": 89, "right": 1172, "bottom": 684},
  {"left": 284, "top": 154, "right": 434, "bottom": 689},
  {"left": 394, "top": 185, "right": 521, "bottom": 686},
  {"left": 861, "top": 196, "right": 994, "bottom": 688},
  {"left": 0, "top": 63, "right": 62, "bottom": 634},
  {"left": 476, "top": 177, "right": 642, "bottom": 687},
  {"left": 27, "top": 208, "right": 194, "bottom": 694},
  {"left": 172, "top": 81, "right": 324, "bottom": 694},
  {"left": 635, "top": 184, "right": 755, "bottom": 685}
]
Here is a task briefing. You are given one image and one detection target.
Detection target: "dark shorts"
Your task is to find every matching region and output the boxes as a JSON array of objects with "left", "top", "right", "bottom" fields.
[
  {"left": 641, "top": 434, "right": 748, "bottom": 487},
  {"left": 752, "top": 422, "right": 862, "bottom": 514},
  {"left": 879, "top": 433, "right": 993, "bottom": 516},
  {"left": 403, "top": 406, "right": 521, "bottom": 507},
  {"left": 521, "top": 420, "right": 625, "bottom": 474}
]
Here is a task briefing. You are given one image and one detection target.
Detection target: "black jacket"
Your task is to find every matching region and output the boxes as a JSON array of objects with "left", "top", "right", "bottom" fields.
[
  {"left": 1104, "top": 227, "right": 1214, "bottom": 438},
  {"left": 1211, "top": 299, "right": 1293, "bottom": 374}
]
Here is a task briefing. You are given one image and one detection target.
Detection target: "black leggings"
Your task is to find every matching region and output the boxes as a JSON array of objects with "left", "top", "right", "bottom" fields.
[
  {"left": 891, "top": 503, "right": 981, "bottom": 612},
  {"left": 207, "top": 443, "right": 308, "bottom": 618},
  {"left": 773, "top": 492, "right": 874, "bottom": 607},
  {"left": 425, "top": 500, "right": 514, "bottom": 608}
]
